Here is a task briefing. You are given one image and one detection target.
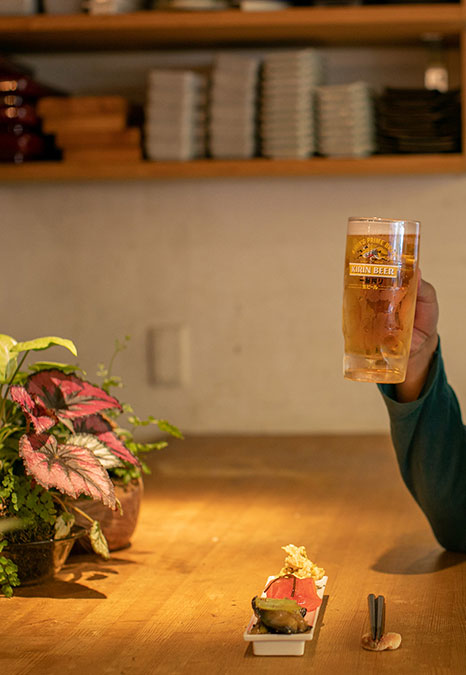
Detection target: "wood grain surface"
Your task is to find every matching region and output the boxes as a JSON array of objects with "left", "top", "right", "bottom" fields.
[
  {"left": 0, "top": 7, "right": 463, "bottom": 51},
  {"left": 1, "top": 434, "right": 465, "bottom": 675},
  {"left": 0, "top": 155, "right": 464, "bottom": 183}
]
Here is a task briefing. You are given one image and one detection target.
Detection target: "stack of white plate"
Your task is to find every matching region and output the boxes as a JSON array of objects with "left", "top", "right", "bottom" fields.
[
  {"left": 0, "top": 0, "right": 37, "bottom": 14},
  {"left": 145, "top": 70, "right": 207, "bottom": 161},
  {"left": 44, "top": 0, "right": 83, "bottom": 13},
  {"left": 87, "top": 0, "right": 143, "bottom": 13},
  {"left": 153, "top": 0, "right": 230, "bottom": 9},
  {"left": 240, "top": 0, "right": 290, "bottom": 9},
  {"left": 316, "top": 81, "right": 375, "bottom": 158},
  {"left": 260, "top": 49, "right": 323, "bottom": 159},
  {"left": 208, "top": 54, "right": 260, "bottom": 159}
]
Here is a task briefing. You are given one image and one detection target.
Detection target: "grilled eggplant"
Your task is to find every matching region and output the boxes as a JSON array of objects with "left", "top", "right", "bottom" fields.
[{"left": 251, "top": 596, "right": 311, "bottom": 634}]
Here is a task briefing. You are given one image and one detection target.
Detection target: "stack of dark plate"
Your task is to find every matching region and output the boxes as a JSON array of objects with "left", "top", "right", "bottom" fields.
[
  {"left": 376, "top": 88, "right": 461, "bottom": 154},
  {"left": 0, "top": 59, "right": 61, "bottom": 163},
  {"left": 316, "top": 81, "right": 375, "bottom": 157}
]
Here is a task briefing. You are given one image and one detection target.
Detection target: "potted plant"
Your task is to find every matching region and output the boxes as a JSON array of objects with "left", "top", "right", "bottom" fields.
[
  {"left": 0, "top": 333, "right": 181, "bottom": 597},
  {"left": 73, "top": 336, "right": 183, "bottom": 552}
]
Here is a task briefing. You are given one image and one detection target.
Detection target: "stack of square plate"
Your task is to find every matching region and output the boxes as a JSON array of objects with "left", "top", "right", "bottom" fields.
[
  {"left": 208, "top": 54, "right": 260, "bottom": 159},
  {"left": 145, "top": 69, "right": 207, "bottom": 161},
  {"left": 376, "top": 88, "right": 461, "bottom": 154},
  {"left": 260, "top": 49, "right": 323, "bottom": 159},
  {"left": 153, "top": 0, "right": 230, "bottom": 8},
  {"left": 87, "top": 0, "right": 143, "bottom": 13},
  {"left": 0, "top": 0, "right": 37, "bottom": 15},
  {"left": 239, "top": 0, "right": 290, "bottom": 9},
  {"left": 316, "top": 81, "right": 375, "bottom": 158}
]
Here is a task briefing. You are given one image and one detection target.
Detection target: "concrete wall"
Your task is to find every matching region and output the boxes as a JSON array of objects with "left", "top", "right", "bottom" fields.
[{"left": 2, "top": 46, "right": 465, "bottom": 436}]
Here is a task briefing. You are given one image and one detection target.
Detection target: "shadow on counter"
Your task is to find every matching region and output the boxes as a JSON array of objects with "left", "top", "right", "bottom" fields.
[{"left": 371, "top": 532, "right": 466, "bottom": 575}]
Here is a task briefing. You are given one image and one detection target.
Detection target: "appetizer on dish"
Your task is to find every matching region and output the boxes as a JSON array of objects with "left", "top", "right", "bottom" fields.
[{"left": 248, "top": 544, "right": 326, "bottom": 635}]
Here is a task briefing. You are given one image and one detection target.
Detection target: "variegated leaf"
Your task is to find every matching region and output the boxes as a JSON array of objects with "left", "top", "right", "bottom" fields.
[
  {"left": 26, "top": 369, "right": 122, "bottom": 424},
  {"left": 10, "top": 385, "right": 56, "bottom": 433},
  {"left": 10, "top": 336, "right": 77, "bottom": 357},
  {"left": 0, "top": 334, "right": 17, "bottom": 384},
  {"left": 67, "top": 433, "right": 122, "bottom": 470},
  {"left": 89, "top": 520, "right": 110, "bottom": 560},
  {"left": 19, "top": 433, "right": 116, "bottom": 509},
  {"left": 73, "top": 415, "right": 139, "bottom": 466},
  {"left": 54, "top": 512, "right": 75, "bottom": 540}
]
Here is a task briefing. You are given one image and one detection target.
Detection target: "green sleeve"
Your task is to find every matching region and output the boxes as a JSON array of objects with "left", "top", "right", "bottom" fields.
[{"left": 378, "top": 342, "right": 466, "bottom": 552}]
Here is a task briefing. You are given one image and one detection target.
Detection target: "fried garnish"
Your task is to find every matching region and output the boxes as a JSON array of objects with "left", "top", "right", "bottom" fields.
[{"left": 278, "top": 544, "right": 325, "bottom": 580}]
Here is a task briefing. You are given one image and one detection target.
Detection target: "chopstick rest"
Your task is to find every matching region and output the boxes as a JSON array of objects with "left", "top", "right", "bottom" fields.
[{"left": 361, "top": 594, "right": 402, "bottom": 651}]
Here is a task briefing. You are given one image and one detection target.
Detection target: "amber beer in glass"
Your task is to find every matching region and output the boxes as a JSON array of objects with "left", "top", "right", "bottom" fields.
[{"left": 343, "top": 216, "right": 420, "bottom": 383}]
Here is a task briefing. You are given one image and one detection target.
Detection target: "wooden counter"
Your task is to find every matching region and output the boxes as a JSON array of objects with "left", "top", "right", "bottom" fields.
[{"left": 1, "top": 435, "right": 465, "bottom": 674}]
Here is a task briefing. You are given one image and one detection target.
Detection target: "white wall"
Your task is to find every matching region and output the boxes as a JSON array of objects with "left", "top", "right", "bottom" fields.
[
  {"left": 2, "top": 46, "right": 465, "bottom": 435},
  {"left": 3, "top": 175, "right": 466, "bottom": 435}
]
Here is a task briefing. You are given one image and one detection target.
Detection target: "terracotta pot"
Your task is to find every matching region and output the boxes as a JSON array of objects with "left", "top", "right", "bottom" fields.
[{"left": 74, "top": 478, "right": 143, "bottom": 552}]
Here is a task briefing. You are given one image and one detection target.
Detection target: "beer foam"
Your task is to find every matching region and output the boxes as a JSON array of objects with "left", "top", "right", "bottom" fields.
[{"left": 347, "top": 217, "right": 420, "bottom": 236}]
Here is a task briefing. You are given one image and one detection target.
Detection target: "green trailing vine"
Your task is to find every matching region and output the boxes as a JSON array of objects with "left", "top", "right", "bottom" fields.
[
  {"left": 0, "top": 539, "right": 19, "bottom": 598},
  {"left": 97, "top": 337, "right": 183, "bottom": 486}
]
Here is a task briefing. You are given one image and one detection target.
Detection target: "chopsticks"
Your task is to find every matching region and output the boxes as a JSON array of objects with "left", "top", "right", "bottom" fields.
[{"left": 368, "top": 594, "right": 385, "bottom": 641}]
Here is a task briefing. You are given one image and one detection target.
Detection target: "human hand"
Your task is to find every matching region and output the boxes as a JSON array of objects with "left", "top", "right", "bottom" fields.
[
  {"left": 409, "top": 272, "right": 439, "bottom": 357},
  {"left": 396, "top": 272, "right": 439, "bottom": 402}
]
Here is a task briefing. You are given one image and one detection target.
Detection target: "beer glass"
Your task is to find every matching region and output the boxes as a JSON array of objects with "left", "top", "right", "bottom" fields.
[{"left": 342, "top": 216, "right": 420, "bottom": 383}]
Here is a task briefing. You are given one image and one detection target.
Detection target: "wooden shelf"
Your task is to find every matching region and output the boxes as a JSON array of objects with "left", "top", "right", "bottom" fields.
[
  {"left": 2, "top": 5, "right": 465, "bottom": 181},
  {"left": 0, "top": 5, "right": 463, "bottom": 52},
  {"left": 0, "top": 155, "right": 464, "bottom": 181}
]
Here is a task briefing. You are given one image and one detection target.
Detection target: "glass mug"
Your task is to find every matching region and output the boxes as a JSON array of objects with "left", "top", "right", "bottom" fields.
[{"left": 342, "top": 216, "right": 420, "bottom": 383}]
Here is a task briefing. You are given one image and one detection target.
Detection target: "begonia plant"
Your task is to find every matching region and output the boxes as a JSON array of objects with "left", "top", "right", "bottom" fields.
[{"left": 0, "top": 334, "right": 181, "bottom": 597}]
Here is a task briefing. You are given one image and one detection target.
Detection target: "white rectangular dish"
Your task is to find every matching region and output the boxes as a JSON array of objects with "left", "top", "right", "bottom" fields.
[{"left": 243, "top": 575, "right": 327, "bottom": 656}]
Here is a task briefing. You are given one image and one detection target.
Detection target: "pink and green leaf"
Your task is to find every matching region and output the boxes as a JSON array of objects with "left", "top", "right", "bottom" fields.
[
  {"left": 9, "top": 385, "right": 56, "bottom": 433},
  {"left": 28, "top": 362, "right": 82, "bottom": 375},
  {"left": 74, "top": 415, "right": 139, "bottom": 466},
  {"left": 19, "top": 433, "right": 116, "bottom": 509},
  {"left": 26, "top": 370, "right": 122, "bottom": 425},
  {"left": 67, "top": 432, "right": 123, "bottom": 470}
]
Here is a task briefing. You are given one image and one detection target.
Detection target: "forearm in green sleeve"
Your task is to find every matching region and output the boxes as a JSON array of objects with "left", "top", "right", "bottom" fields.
[{"left": 378, "top": 343, "right": 466, "bottom": 552}]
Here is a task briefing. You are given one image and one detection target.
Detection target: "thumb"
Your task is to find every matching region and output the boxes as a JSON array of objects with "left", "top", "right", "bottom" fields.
[{"left": 417, "top": 273, "right": 438, "bottom": 306}]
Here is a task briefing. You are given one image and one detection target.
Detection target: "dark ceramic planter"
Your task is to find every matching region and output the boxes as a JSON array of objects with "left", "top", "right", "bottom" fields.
[{"left": 4, "top": 528, "right": 86, "bottom": 586}]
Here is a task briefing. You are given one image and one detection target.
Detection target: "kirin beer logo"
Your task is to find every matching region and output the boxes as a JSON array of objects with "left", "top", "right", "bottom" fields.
[{"left": 349, "top": 237, "right": 400, "bottom": 285}]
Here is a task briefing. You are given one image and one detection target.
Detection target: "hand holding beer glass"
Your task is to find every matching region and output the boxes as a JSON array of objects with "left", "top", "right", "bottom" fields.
[{"left": 343, "top": 217, "right": 420, "bottom": 383}]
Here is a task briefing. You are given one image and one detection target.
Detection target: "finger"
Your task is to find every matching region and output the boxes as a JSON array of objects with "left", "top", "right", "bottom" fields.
[{"left": 417, "top": 278, "right": 437, "bottom": 305}]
